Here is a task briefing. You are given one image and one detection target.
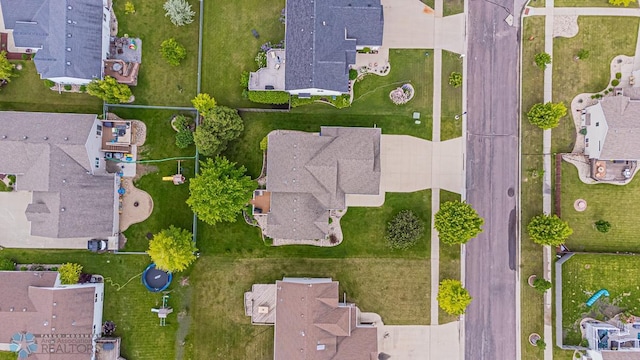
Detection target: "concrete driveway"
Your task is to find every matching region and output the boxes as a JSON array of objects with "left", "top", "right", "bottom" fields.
[{"left": 379, "top": 322, "right": 461, "bottom": 359}]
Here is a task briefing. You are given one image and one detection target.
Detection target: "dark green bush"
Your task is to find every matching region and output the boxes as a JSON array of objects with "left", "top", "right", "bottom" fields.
[
  {"left": 612, "top": 79, "right": 620, "bottom": 87},
  {"left": 595, "top": 220, "right": 611, "bottom": 233},
  {"left": 240, "top": 71, "right": 250, "bottom": 88},
  {"left": 63, "top": 84, "right": 72, "bottom": 91},
  {"left": 0, "top": 256, "right": 15, "bottom": 270},
  {"left": 175, "top": 130, "right": 194, "bottom": 149},
  {"left": 616, "top": 72, "right": 622, "bottom": 80},
  {"left": 349, "top": 69, "right": 358, "bottom": 80},
  {"left": 386, "top": 210, "right": 424, "bottom": 250},
  {"left": 79, "top": 85, "right": 87, "bottom": 92},
  {"left": 247, "top": 91, "right": 290, "bottom": 104},
  {"left": 44, "top": 79, "right": 55, "bottom": 88}
]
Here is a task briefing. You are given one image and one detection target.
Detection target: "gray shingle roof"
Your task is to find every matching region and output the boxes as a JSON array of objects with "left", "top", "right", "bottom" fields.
[
  {"left": 1, "top": 0, "right": 105, "bottom": 81},
  {"left": 284, "top": 0, "right": 384, "bottom": 93},
  {"left": 0, "top": 111, "right": 117, "bottom": 239},
  {"left": 598, "top": 96, "right": 640, "bottom": 160},
  {"left": 265, "top": 127, "right": 380, "bottom": 240}
]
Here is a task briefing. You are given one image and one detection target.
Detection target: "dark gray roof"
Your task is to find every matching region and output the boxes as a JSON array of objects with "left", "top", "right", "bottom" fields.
[
  {"left": 598, "top": 96, "right": 640, "bottom": 160},
  {"left": 284, "top": 0, "right": 384, "bottom": 93},
  {"left": 265, "top": 127, "right": 381, "bottom": 240},
  {"left": 1, "top": 0, "right": 104, "bottom": 81},
  {"left": 0, "top": 111, "right": 117, "bottom": 239}
]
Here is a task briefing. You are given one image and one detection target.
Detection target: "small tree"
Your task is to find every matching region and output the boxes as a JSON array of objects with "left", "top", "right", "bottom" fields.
[
  {"left": 187, "top": 157, "right": 257, "bottom": 225},
  {"left": 194, "top": 106, "right": 244, "bottom": 156},
  {"left": 385, "top": 210, "right": 425, "bottom": 250},
  {"left": 147, "top": 226, "right": 197, "bottom": 272},
  {"left": 58, "top": 263, "right": 83, "bottom": 284},
  {"left": 160, "top": 38, "right": 187, "bottom": 66},
  {"left": 191, "top": 93, "right": 217, "bottom": 117},
  {"left": 534, "top": 52, "right": 552, "bottom": 69},
  {"left": 595, "top": 220, "right": 611, "bottom": 233},
  {"left": 527, "top": 102, "right": 567, "bottom": 130},
  {"left": 434, "top": 201, "right": 484, "bottom": 245},
  {"left": 527, "top": 214, "right": 573, "bottom": 246},
  {"left": 260, "top": 136, "right": 268, "bottom": 151},
  {"left": 533, "top": 278, "right": 552, "bottom": 293},
  {"left": 87, "top": 76, "right": 132, "bottom": 103},
  {"left": 125, "top": 1, "right": 136, "bottom": 14},
  {"left": 577, "top": 49, "right": 590, "bottom": 60},
  {"left": 437, "top": 279, "right": 472, "bottom": 316},
  {"left": 0, "top": 51, "right": 14, "bottom": 83},
  {"left": 609, "top": 0, "right": 636, "bottom": 6},
  {"left": 449, "top": 72, "right": 463, "bottom": 88},
  {"left": 0, "top": 256, "right": 15, "bottom": 270},
  {"left": 163, "top": 0, "right": 195, "bottom": 26}
]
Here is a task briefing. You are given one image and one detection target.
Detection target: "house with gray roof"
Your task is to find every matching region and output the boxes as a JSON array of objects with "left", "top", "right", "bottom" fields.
[
  {"left": 0, "top": 0, "right": 111, "bottom": 84},
  {"left": 580, "top": 320, "right": 640, "bottom": 360},
  {"left": 248, "top": 0, "right": 384, "bottom": 96},
  {"left": 244, "top": 277, "right": 379, "bottom": 360},
  {"left": 0, "top": 111, "right": 122, "bottom": 248},
  {"left": 251, "top": 127, "right": 381, "bottom": 241}
]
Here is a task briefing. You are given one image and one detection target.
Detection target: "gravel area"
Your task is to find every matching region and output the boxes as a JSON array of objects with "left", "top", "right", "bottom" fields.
[{"left": 553, "top": 16, "right": 579, "bottom": 38}]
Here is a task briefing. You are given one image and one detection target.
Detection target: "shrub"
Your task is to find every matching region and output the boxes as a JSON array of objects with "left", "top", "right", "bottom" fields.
[
  {"left": 173, "top": 114, "right": 193, "bottom": 130},
  {"left": 0, "top": 256, "right": 15, "bottom": 270},
  {"left": 21, "top": 53, "right": 29, "bottom": 61},
  {"left": 362, "top": 47, "right": 371, "bottom": 53},
  {"left": 611, "top": 79, "right": 620, "bottom": 87},
  {"left": 87, "top": 76, "right": 132, "bottom": 103},
  {"left": 20, "top": 266, "right": 27, "bottom": 271},
  {"left": 260, "top": 136, "right": 268, "bottom": 151},
  {"left": 103, "top": 321, "right": 116, "bottom": 336},
  {"left": 537, "top": 340, "right": 547, "bottom": 350},
  {"left": 125, "top": 1, "right": 135, "bottom": 14},
  {"left": 58, "top": 263, "right": 83, "bottom": 284},
  {"left": 63, "top": 84, "right": 72, "bottom": 91},
  {"left": 527, "top": 214, "right": 573, "bottom": 246},
  {"left": 533, "top": 278, "right": 552, "bottom": 293},
  {"left": 79, "top": 85, "right": 86, "bottom": 92},
  {"left": 349, "top": 69, "right": 358, "bottom": 80},
  {"left": 44, "top": 79, "right": 55, "bottom": 88},
  {"left": 577, "top": 49, "right": 590, "bottom": 60},
  {"left": 579, "top": 128, "right": 587, "bottom": 135},
  {"left": 595, "top": 220, "right": 611, "bottom": 233},
  {"left": 534, "top": 52, "right": 552, "bottom": 69},
  {"left": 240, "top": 71, "right": 250, "bottom": 88},
  {"left": 437, "top": 279, "right": 472, "bottom": 315},
  {"left": 163, "top": 0, "right": 195, "bottom": 26},
  {"left": 609, "top": 0, "right": 636, "bottom": 6},
  {"left": 527, "top": 102, "right": 567, "bottom": 130},
  {"left": 255, "top": 51, "right": 267, "bottom": 68},
  {"left": 191, "top": 93, "right": 217, "bottom": 117},
  {"left": 616, "top": 72, "right": 622, "bottom": 80},
  {"left": 248, "top": 90, "right": 290, "bottom": 104},
  {"left": 0, "top": 51, "right": 14, "bottom": 82},
  {"left": 385, "top": 210, "right": 425, "bottom": 250},
  {"left": 449, "top": 72, "right": 463, "bottom": 88},
  {"left": 160, "top": 38, "right": 187, "bottom": 66},
  {"left": 175, "top": 130, "right": 194, "bottom": 148}
]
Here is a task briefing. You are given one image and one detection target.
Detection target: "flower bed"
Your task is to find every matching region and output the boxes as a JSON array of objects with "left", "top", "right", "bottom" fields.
[{"left": 389, "top": 84, "right": 415, "bottom": 105}]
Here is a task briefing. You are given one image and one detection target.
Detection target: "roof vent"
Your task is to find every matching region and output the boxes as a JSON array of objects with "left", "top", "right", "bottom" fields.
[
  {"left": 51, "top": 327, "right": 55, "bottom": 332},
  {"left": 322, "top": 21, "right": 326, "bottom": 26},
  {"left": 67, "top": 33, "right": 72, "bottom": 38},
  {"left": 66, "top": 48, "right": 71, "bottom": 52},
  {"left": 22, "top": 308, "right": 26, "bottom": 312},
  {"left": 317, "top": 344, "right": 326, "bottom": 351},
  {"left": 62, "top": 179, "right": 66, "bottom": 183},
  {"left": 66, "top": 61, "right": 71, "bottom": 66},
  {"left": 9, "top": 307, "right": 14, "bottom": 312},
  {"left": 64, "top": 137, "right": 68, "bottom": 141},
  {"left": 23, "top": 136, "right": 28, "bottom": 140},
  {"left": 67, "top": 20, "right": 72, "bottom": 24},
  {"left": 300, "top": 331, "right": 305, "bottom": 337},
  {"left": 53, "top": 302, "right": 57, "bottom": 306},
  {"left": 43, "top": 136, "right": 48, "bottom": 140},
  {"left": 52, "top": 315, "right": 56, "bottom": 319},
  {"left": 61, "top": 207, "right": 66, "bottom": 212},
  {"left": 67, "top": 5, "right": 72, "bottom": 9},
  {"left": 72, "top": 321, "right": 76, "bottom": 326},
  {"left": 44, "top": 321, "right": 48, "bottom": 326},
  {"left": 1, "top": 135, "right": 6, "bottom": 139}
]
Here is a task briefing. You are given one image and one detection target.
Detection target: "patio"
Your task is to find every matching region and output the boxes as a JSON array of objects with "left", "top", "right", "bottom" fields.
[
  {"left": 105, "top": 37, "right": 142, "bottom": 85},
  {"left": 248, "top": 49, "right": 286, "bottom": 91}
]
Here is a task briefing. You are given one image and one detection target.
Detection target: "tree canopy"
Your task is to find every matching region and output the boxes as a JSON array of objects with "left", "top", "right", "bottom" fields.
[
  {"left": 160, "top": 38, "right": 187, "bottom": 66},
  {"left": 59, "top": 263, "right": 83, "bottom": 284},
  {"left": 163, "top": 0, "right": 195, "bottom": 26},
  {"left": 448, "top": 72, "right": 462, "bottom": 88},
  {"left": 194, "top": 106, "right": 244, "bottom": 156},
  {"left": 187, "top": 157, "right": 257, "bottom": 225},
  {"left": 434, "top": 201, "right": 484, "bottom": 245},
  {"left": 191, "top": 93, "right": 217, "bottom": 117},
  {"left": 386, "top": 210, "right": 425, "bottom": 250},
  {"left": 527, "top": 214, "right": 573, "bottom": 246},
  {"left": 534, "top": 52, "right": 552, "bottom": 69},
  {"left": 437, "top": 279, "right": 472, "bottom": 315},
  {"left": 87, "top": 76, "right": 132, "bottom": 103},
  {"left": 147, "top": 226, "right": 197, "bottom": 272},
  {"left": 595, "top": 220, "right": 611, "bottom": 233},
  {"left": 527, "top": 102, "right": 567, "bottom": 130},
  {"left": 0, "top": 51, "right": 14, "bottom": 82},
  {"left": 533, "top": 278, "right": 552, "bottom": 293}
]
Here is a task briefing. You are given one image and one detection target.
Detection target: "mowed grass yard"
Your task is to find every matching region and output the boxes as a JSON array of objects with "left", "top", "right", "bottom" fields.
[
  {"left": 0, "top": 61, "right": 101, "bottom": 113},
  {"left": 520, "top": 16, "right": 547, "bottom": 360},
  {"left": 440, "top": 50, "right": 463, "bottom": 141},
  {"left": 113, "top": 0, "right": 199, "bottom": 106},
  {"left": 439, "top": 190, "right": 461, "bottom": 324},
  {"left": 0, "top": 250, "right": 190, "bottom": 360},
  {"left": 562, "top": 254, "right": 640, "bottom": 345},
  {"left": 560, "top": 162, "right": 640, "bottom": 253},
  {"left": 554, "top": 0, "right": 634, "bottom": 6},
  {"left": 552, "top": 17, "right": 639, "bottom": 153},
  {"left": 108, "top": 108, "right": 196, "bottom": 251},
  {"left": 186, "top": 257, "right": 430, "bottom": 359}
]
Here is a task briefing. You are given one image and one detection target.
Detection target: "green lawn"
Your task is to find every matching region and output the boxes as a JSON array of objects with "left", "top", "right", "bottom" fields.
[
  {"left": 439, "top": 190, "right": 461, "bottom": 324},
  {"left": 107, "top": 108, "right": 196, "bottom": 251},
  {"left": 521, "top": 16, "right": 547, "bottom": 360},
  {"left": 0, "top": 61, "right": 101, "bottom": 113},
  {"left": 0, "top": 250, "right": 189, "bottom": 360},
  {"left": 554, "top": 0, "right": 633, "bottom": 6},
  {"left": 443, "top": 0, "right": 464, "bottom": 16},
  {"left": 440, "top": 50, "right": 463, "bottom": 141},
  {"left": 186, "top": 256, "right": 430, "bottom": 359},
  {"left": 562, "top": 254, "right": 640, "bottom": 345},
  {"left": 560, "top": 162, "right": 640, "bottom": 252},
  {"left": 0, "top": 352, "right": 15, "bottom": 360},
  {"left": 421, "top": 0, "right": 435, "bottom": 10},
  {"left": 112, "top": 0, "right": 199, "bottom": 106},
  {"left": 201, "top": 0, "right": 285, "bottom": 108},
  {"left": 552, "top": 17, "right": 639, "bottom": 153}
]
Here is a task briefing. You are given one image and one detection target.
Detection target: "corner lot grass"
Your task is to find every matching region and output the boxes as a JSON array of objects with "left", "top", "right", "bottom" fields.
[
  {"left": 562, "top": 254, "right": 640, "bottom": 345},
  {"left": 552, "top": 17, "right": 639, "bottom": 153},
  {"left": 554, "top": 0, "right": 631, "bottom": 6},
  {"left": 0, "top": 352, "right": 15, "bottom": 360},
  {"left": 0, "top": 61, "right": 101, "bottom": 113},
  {"left": 560, "top": 162, "right": 640, "bottom": 253},
  {"left": 201, "top": 0, "right": 285, "bottom": 108},
  {"left": 520, "top": 16, "right": 547, "bottom": 360},
  {"left": 108, "top": 108, "right": 196, "bottom": 251},
  {"left": 0, "top": 250, "right": 189, "bottom": 360},
  {"left": 186, "top": 257, "right": 430, "bottom": 359},
  {"left": 440, "top": 50, "right": 463, "bottom": 141},
  {"left": 439, "top": 190, "right": 461, "bottom": 324},
  {"left": 443, "top": 0, "right": 464, "bottom": 16},
  {"left": 113, "top": 0, "right": 199, "bottom": 106}
]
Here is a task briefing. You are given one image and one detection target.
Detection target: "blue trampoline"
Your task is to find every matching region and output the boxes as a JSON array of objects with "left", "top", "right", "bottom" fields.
[{"left": 142, "top": 263, "right": 172, "bottom": 292}]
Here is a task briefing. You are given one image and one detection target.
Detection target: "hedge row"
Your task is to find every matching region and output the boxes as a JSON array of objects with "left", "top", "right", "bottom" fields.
[{"left": 247, "top": 91, "right": 290, "bottom": 104}]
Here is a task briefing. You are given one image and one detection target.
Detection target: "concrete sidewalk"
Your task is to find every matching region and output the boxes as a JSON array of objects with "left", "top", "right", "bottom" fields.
[{"left": 379, "top": 322, "right": 461, "bottom": 359}]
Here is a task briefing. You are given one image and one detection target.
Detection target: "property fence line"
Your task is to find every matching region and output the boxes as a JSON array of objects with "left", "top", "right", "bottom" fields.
[
  {"left": 555, "top": 154, "right": 562, "bottom": 217},
  {"left": 105, "top": 103, "right": 196, "bottom": 111},
  {"left": 555, "top": 252, "right": 580, "bottom": 349},
  {"left": 197, "top": 0, "right": 204, "bottom": 95},
  {"left": 114, "top": 251, "right": 147, "bottom": 255},
  {"left": 237, "top": 108, "right": 290, "bottom": 113}
]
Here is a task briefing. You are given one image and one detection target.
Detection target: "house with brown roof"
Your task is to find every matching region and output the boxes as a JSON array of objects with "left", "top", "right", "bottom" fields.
[
  {"left": 251, "top": 127, "right": 381, "bottom": 242},
  {"left": 244, "top": 278, "right": 379, "bottom": 360},
  {"left": 0, "top": 271, "right": 104, "bottom": 360}
]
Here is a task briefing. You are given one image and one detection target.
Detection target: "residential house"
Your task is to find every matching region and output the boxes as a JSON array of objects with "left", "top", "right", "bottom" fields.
[
  {"left": 0, "top": 111, "right": 136, "bottom": 249},
  {"left": 249, "top": 0, "right": 384, "bottom": 96},
  {"left": 0, "top": 271, "right": 104, "bottom": 360},
  {"left": 581, "top": 95, "right": 640, "bottom": 181},
  {"left": 251, "top": 127, "right": 381, "bottom": 241},
  {"left": 581, "top": 320, "right": 640, "bottom": 360},
  {"left": 244, "top": 277, "right": 379, "bottom": 360},
  {"left": 0, "top": 0, "right": 111, "bottom": 85}
]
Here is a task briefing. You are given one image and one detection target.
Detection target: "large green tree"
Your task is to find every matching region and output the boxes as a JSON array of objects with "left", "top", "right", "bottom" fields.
[
  {"left": 437, "top": 279, "right": 472, "bottom": 316},
  {"left": 527, "top": 102, "right": 567, "bottom": 130},
  {"left": 194, "top": 106, "right": 244, "bottom": 156},
  {"left": 87, "top": 76, "right": 132, "bottom": 103},
  {"left": 187, "top": 157, "right": 257, "bottom": 225},
  {"left": 527, "top": 214, "right": 573, "bottom": 246},
  {"left": 147, "top": 226, "right": 197, "bottom": 272},
  {"left": 160, "top": 38, "right": 187, "bottom": 66},
  {"left": 434, "top": 201, "right": 484, "bottom": 245},
  {"left": 386, "top": 210, "right": 424, "bottom": 250},
  {"left": 0, "top": 51, "right": 14, "bottom": 82},
  {"left": 191, "top": 93, "right": 217, "bottom": 117}
]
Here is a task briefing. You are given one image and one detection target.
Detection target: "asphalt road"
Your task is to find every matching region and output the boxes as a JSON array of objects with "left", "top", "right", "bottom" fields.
[{"left": 465, "top": 0, "right": 527, "bottom": 358}]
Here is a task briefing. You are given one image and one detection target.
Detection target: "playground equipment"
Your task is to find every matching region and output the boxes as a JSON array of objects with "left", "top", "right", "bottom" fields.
[
  {"left": 586, "top": 289, "right": 610, "bottom": 307},
  {"left": 128, "top": 39, "right": 137, "bottom": 50},
  {"left": 151, "top": 295, "right": 173, "bottom": 326},
  {"left": 142, "top": 263, "right": 172, "bottom": 292},
  {"left": 162, "top": 160, "right": 185, "bottom": 185}
]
